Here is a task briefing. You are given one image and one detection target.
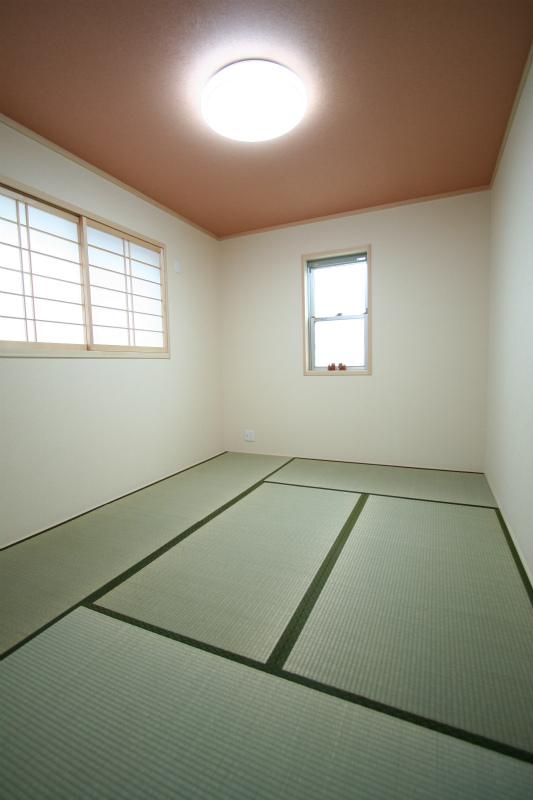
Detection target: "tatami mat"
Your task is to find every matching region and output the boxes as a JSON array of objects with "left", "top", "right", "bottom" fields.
[
  {"left": 2, "top": 608, "right": 532, "bottom": 799},
  {"left": 285, "top": 496, "right": 533, "bottom": 753},
  {"left": 267, "top": 459, "right": 496, "bottom": 506},
  {"left": 0, "top": 452, "right": 290, "bottom": 654},
  {"left": 99, "top": 483, "right": 358, "bottom": 662}
]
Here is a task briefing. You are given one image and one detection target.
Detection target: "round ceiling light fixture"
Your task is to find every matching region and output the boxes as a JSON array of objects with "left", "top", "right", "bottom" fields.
[{"left": 201, "top": 59, "right": 307, "bottom": 142}]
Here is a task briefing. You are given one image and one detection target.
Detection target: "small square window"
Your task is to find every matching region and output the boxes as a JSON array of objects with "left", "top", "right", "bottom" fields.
[{"left": 303, "top": 249, "right": 371, "bottom": 375}]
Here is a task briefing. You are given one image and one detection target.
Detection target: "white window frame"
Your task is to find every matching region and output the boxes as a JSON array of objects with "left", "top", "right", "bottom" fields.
[
  {"left": 302, "top": 247, "right": 371, "bottom": 376},
  {"left": 0, "top": 181, "right": 169, "bottom": 358}
]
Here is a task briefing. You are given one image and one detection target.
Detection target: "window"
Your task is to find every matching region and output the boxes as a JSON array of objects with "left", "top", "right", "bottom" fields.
[
  {"left": 303, "top": 249, "right": 370, "bottom": 374},
  {"left": 0, "top": 184, "right": 167, "bottom": 356}
]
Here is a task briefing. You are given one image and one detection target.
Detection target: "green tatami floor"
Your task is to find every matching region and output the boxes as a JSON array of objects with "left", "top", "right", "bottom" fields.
[
  {"left": 98, "top": 484, "right": 359, "bottom": 661},
  {"left": 1, "top": 452, "right": 532, "bottom": 798},
  {"left": 2, "top": 609, "right": 532, "bottom": 800},
  {"left": 0, "top": 452, "right": 290, "bottom": 654},
  {"left": 268, "top": 458, "right": 497, "bottom": 506}
]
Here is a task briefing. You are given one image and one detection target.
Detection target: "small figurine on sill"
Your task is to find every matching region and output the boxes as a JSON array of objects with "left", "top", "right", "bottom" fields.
[
  {"left": 327, "top": 362, "right": 337, "bottom": 371},
  {"left": 338, "top": 363, "right": 347, "bottom": 370}
]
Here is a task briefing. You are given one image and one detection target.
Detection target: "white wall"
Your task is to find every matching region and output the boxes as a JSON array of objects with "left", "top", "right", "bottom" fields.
[
  {"left": 486, "top": 58, "right": 533, "bottom": 583},
  {"left": 221, "top": 192, "right": 490, "bottom": 471},
  {"left": 0, "top": 121, "right": 223, "bottom": 547}
]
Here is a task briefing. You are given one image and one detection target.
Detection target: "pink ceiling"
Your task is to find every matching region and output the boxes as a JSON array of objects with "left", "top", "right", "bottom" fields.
[{"left": 0, "top": 1, "right": 532, "bottom": 237}]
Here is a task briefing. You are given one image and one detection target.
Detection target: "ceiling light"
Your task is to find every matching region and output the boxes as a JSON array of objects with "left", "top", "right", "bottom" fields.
[{"left": 201, "top": 59, "right": 307, "bottom": 142}]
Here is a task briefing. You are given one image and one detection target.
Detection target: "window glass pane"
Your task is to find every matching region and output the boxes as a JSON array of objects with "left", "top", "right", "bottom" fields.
[
  {"left": 134, "top": 330, "right": 164, "bottom": 348},
  {"left": 31, "top": 252, "right": 82, "bottom": 283},
  {"left": 132, "top": 277, "right": 161, "bottom": 300},
  {"left": 92, "top": 325, "right": 129, "bottom": 345},
  {"left": 0, "top": 291, "right": 25, "bottom": 318},
  {"left": 20, "top": 227, "right": 29, "bottom": 248},
  {"left": 0, "top": 194, "right": 17, "bottom": 222},
  {"left": 0, "top": 267, "right": 22, "bottom": 294},
  {"left": 129, "top": 242, "right": 160, "bottom": 267},
  {"left": 88, "top": 246, "right": 125, "bottom": 273},
  {"left": 89, "top": 265, "right": 126, "bottom": 292},
  {"left": 0, "top": 218, "right": 19, "bottom": 246},
  {"left": 34, "top": 298, "right": 84, "bottom": 325},
  {"left": 134, "top": 312, "right": 163, "bottom": 332},
  {"left": 314, "top": 318, "right": 366, "bottom": 368},
  {"left": 87, "top": 226, "right": 123, "bottom": 255},
  {"left": 312, "top": 261, "right": 367, "bottom": 318},
  {"left": 30, "top": 229, "right": 80, "bottom": 262},
  {"left": 36, "top": 321, "right": 85, "bottom": 344},
  {"left": 0, "top": 243, "right": 20, "bottom": 270},
  {"left": 89, "top": 285, "right": 127, "bottom": 310},
  {"left": 131, "top": 260, "right": 160, "bottom": 284},
  {"left": 0, "top": 316, "right": 26, "bottom": 341},
  {"left": 132, "top": 295, "right": 162, "bottom": 315},
  {"left": 91, "top": 306, "right": 128, "bottom": 328},
  {"left": 28, "top": 206, "right": 78, "bottom": 242}
]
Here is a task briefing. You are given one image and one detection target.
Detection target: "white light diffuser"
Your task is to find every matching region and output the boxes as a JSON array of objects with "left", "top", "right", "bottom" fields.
[{"left": 201, "top": 60, "right": 307, "bottom": 142}]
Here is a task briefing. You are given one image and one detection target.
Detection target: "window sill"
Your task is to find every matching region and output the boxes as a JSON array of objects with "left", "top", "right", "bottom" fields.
[
  {"left": 0, "top": 344, "right": 169, "bottom": 359},
  {"left": 304, "top": 368, "right": 371, "bottom": 376}
]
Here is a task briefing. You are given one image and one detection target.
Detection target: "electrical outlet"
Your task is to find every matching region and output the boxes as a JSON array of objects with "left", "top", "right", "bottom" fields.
[{"left": 244, "top": 429, "right": 255, "bottom": 442}]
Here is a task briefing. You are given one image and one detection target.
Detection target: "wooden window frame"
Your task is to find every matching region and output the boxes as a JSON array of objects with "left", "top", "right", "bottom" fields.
[
  {"left": 0, "top": 181, "right": 169, "bottom": 358},
  {"left": 302, "top": 246, "right": 372, "bottom": 376}
]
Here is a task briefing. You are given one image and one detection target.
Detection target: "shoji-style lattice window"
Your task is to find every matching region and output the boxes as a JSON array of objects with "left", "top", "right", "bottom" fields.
[
  {"left": 0, "top": 185, "right": 167, "bottom": 356},
  {"left": 86, "top": 223, "right": 165, "bottom": 349}
]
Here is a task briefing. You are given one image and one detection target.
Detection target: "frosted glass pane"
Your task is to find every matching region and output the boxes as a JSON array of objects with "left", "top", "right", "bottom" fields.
[
  {"left": 89, "top": 286, "right": 127, "bottom": 310},
  {"left": 30, "top": 229, "right": 79, "bottom": 262},
  {"left": 91, "top": 306, "right": 128, "bottom": 328},
  {"left": 131, "top": 260, "right": 160, "bottom": 284},
  {"left": 134, "top": 330, "right": 164, "bottom": 347},
  {"left": 36, "top": 321, "right": 85, "bottom": 344},
  {"left": 314, "top": 318, "right": 366, "bottom": 367},
  {"left": 31, "top": 252, "right": 82, "bottom": 283},
  {"left": 20, "top": 227, "right": 28, "bottom": 248},
  {"left": 0, "top": 316, "right": 26, "bottom": 341},
  {"left": 88, "top": 246, "right": 125, "bottom": 273},
  {"left": 28, "top": 206, "right": 78, "bottom": 242},
  {"left": 129, "top": 242, "right": 160, "bottom": 266},
  {"left": 0, "top": 267, "right": 22, "bottom": 294},
  {"left": 313, "top": 262, "right": 367, "bottom": 318},
  {"left": 132, "top": 294, "right": 162, "bottom": 315},
  {"left": 87, "top": 226, "right": 123, "bottom": 255},
  {"left": 132, "top": 277, "right": 161, "bottom": 299},
  {"left": 21, "top": 250, "right": 30, "bottom": 269},
  {"left": 134, "top": 312, "right": 163, "bottom": 332},
  {"left": 0, "top": 218, "right": 19, "bottom": 246},
  {"left": 92, "top": 325, "right": 129, "bottom": 345},
  {"left": 34, "top": 298, "right": 84, "bottom": 324},
  {"left": 89, "top": 265, "right": 126, "bottom": 292},
  {"left": 0, "top": 291, "right": 25, "bottom": 318},
  {"left": 32, "top": 274, "right": 82, "bottom": 303},
  {"left": 0, "top": 243, "right": 20, "bottom": 270},
  {"left": 0, "top": 194, "right": 17, "bottom": 222}
]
